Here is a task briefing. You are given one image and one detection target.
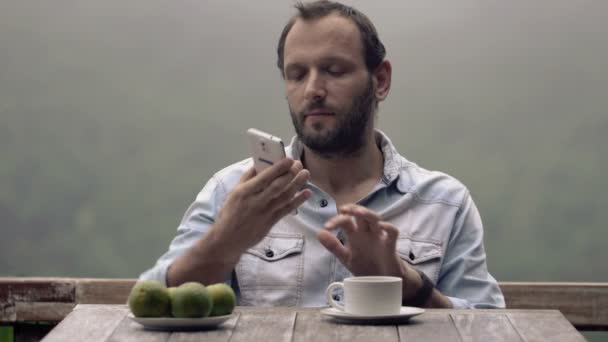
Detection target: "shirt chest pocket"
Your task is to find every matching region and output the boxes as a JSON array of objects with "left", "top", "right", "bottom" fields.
[
  {"left": 396, "top": 237, "right": 443, "bottom": 283},
  {"left": 236, "top": 233, "right": 304, "bottom": 306}
]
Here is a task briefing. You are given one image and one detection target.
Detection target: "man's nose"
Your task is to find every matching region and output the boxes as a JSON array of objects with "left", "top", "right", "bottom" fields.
[{"left": 304, "top": 71, "right": 326, "bottom": 102}]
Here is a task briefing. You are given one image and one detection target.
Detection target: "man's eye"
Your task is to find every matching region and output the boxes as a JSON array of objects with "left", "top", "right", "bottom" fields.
[
  {"left": 287, "top": 71, "right": 305, "bottom": 81},
  {"left": 327, "top": 66, "right": 345, "bottom": 76}
]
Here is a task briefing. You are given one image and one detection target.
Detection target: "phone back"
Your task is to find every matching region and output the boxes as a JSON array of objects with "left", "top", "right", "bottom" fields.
[{"left": 247, "top": 128, "right": 286, "bottom": 173}]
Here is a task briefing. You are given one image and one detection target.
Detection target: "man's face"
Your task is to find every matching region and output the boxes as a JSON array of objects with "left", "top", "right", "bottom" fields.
[{"left": 283, "top": 14, "right": 377, "bottom": 157}]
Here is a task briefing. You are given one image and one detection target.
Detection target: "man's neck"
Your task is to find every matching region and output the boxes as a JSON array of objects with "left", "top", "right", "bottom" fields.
[{"left": 302, "top": 131, "right": 384, "bottom": 203}]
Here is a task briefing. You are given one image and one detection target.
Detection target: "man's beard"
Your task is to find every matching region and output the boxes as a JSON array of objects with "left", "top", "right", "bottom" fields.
[{"left": 289, "top": 76, "right": 376, "bottom": 158}]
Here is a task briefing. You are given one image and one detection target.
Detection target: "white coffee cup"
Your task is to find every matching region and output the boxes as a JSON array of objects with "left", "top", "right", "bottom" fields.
[{"left": 325, "top": 276, "right": 402, "bottom": 316}]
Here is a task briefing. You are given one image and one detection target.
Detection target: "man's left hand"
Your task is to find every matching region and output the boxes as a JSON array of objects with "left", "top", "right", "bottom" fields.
[
  {"left": 318, "top": 204, "right": 453, "bottom": 308},
  {"left": 318, "top": 204, "right": 406, "bottom": 277}
]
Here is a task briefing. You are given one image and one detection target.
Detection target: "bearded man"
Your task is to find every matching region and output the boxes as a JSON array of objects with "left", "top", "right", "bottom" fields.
[{"left": 140, "top": 1, "right": 505, "bottom": 309}]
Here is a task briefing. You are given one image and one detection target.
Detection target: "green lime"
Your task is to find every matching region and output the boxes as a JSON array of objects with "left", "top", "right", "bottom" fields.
[
  {"left": 207, "top": 283, "right": 237, "bottom": 316},
  {"left": 128, "top": 280, "right": 170, "bottom": 317},
  {"left": 171, "top": 282, "right": 212, "bottom": 318}
]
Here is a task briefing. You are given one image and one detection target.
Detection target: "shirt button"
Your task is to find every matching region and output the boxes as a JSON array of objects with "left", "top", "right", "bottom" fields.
[
  {"left": 319, "top": 199, "right": 328, "bottom": 207},
  {"left": 265, "top": 250, "right": 274, "bottom": 258}
]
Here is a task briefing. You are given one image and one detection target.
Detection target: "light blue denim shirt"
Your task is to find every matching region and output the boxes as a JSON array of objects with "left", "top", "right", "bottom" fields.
[{"left": 140, "top": 130, "right": 505, "bottom": 309}]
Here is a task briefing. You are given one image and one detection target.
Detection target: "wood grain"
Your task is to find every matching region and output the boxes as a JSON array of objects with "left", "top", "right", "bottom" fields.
[
  {"left": 398, "top": 311, "right": 462, "bottom": 341},
  {"left": 14, "top": 302, "right": 75, "bottom": 322},
  {"left": 168, "top": 314, "right": 239, "bottom": 342},
  {"left": 38, "top": 306, "right": 587, "bottom": 342},
  {"left": 76, "top": 279, "right": 134, "bottom": 304},
  {"left": 293, "top": 310, "right": 399, "bottom": 342},
  {"left": 0, "top": 278, "right": 74, "bottom": 303},
  {"left": 228, "top": 308, "right": 296, "bottom": 342},
  {"left": 501, "top": 282, "right": 608, "bottom": 329},
  {"left": 508, "top": 311, "right": 587, "bottom": 342},
  {"left": 41, "top": 305, "right": 127, "bottom": 342},
  {"left": 2, "top": 278, "right": 607, "bottom": 330},
  {"left": 106, "top": 315, "right": 169, "bottom": 342},
  {"left": 451, "top": 312, "right": 523, "bottom": 342}
]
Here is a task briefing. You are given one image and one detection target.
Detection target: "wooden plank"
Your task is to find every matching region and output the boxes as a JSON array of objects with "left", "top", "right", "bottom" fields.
[
  {"left": 168, "top": 314, "right": 239, "bottom": 342},
  {"left": 398, "top": 311, "right": 461, "bottom": 341},
  {"left": 2, "top": 278, "right": 607, "bottom": 330},
  {"left": 106, "top": 315, "right": 169, "bottom": 342},
  {"left": 0, "top": 278, "right": 75, "bottom": 303},
  {"left": 501, "top": 282, "right": 608, "bottom": 329},
  {"left": 0, "top": 278, "right": 76, "bottom": 322},
  {"left": 508, "top": 311, "right": 586, "bottom": 342},
  {"left": 451, "top": 312, "right": 523, "bottom": 342},
  {"left": 41, "top": 305, "right": 128, "bottom": 342},
  {"left": 293, "top": 310, "right": 399, "bottom": 342},
  {"left": 228, "top": 308, "right": 296, "bottom": 342},
  {"left": 15, "top": 302, "right": 75, "bottom": 322},
  {"left": 0, "top": 303, "right": 16, "bottom": 321},
  {"left": 76, "top": 279, "right": 135, "bottom": 304}
]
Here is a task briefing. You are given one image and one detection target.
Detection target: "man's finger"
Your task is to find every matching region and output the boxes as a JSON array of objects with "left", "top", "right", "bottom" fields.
[
  {"left": 340, "top": 204, "right": 381, "bottom": 225},
  {"left": 378, "top": 221, "right": 400, "bottom": 247},
  {"left": 318, "top": 230, "right": 350, "bottom": 265},
  {"left": 268, "top": 169, "right": 310, "bottom": 205},
  {"left": 324, "top": 214, "right": 358, "bottom": 235},
  {"left": 260, "top": 171, "right": 297, "bottom": 201},
  {"left": 241, "top": 158, "right": 294, "bottom": 193},
  {"left": 271, "top": 188, "right": 312, "bottom": 221},
  {"left": 239, "top": 166, "right": 257, "bottom": 182},
  {"left": 340, "top": 205, "right": 383, "bottom": 234}
]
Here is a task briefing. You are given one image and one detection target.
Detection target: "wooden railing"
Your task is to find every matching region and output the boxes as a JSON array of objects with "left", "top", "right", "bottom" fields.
[{"left": 1, "top": 278, "right": 607, "bottom": 340}]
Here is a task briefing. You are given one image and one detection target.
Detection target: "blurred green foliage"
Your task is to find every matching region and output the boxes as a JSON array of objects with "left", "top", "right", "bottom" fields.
[{"left": 0, "top": 0, "right": 606, "bottom": 287}]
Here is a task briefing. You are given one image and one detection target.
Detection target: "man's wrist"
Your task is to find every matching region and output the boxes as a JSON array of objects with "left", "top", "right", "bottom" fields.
[{"left": 407, "top": 269, "right": 435, "bottom": 307}]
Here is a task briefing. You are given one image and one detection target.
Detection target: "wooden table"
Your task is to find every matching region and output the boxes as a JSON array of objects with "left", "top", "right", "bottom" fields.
[{"left": 41, "top": 304, "right": 585, "bottom": 342}]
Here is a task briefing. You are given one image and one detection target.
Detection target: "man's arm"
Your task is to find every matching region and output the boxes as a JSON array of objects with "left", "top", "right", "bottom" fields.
[
  {"left": 166, "top": 225, "right": 243, "bottom": 286},
  {"left": 166, "top": 159, "right": 311, "bottom": 287},
  {"left": 435, "top": 192, "right": 505, "bottom": 309},
  {"left": 318, "top": 200, "right": 505, "bottom": 309}
]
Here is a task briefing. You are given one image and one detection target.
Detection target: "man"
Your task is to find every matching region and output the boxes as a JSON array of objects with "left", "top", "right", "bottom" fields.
[{"left": 140, "top": 0, "right": 505, "bottom": 309}]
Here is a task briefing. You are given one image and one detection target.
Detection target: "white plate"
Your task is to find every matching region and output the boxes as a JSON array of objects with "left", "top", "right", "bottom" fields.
[
  {"left": 130, "top": 313, "right": 235, "bottom": 331},
  {"left": 320, "top": 307, "right": 425, "bottom": 324}
]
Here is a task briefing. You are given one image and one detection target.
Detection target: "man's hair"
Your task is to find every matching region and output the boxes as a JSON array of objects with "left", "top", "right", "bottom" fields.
[{"left": 276, "top": 0, "right": 386, "bottom": 76}]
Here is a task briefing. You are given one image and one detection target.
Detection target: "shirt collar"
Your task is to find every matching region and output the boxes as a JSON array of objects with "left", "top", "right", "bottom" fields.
[{"left": 286, "top": 129, "right": 409, "bottom": 191}]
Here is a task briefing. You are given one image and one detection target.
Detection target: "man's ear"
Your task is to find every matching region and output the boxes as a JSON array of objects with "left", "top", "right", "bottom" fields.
[{"left": 372, "top": 60, "right": 392, "bottom": 102}]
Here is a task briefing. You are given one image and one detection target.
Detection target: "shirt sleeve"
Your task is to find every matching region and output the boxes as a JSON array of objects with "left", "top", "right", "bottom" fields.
[
  {"left": 436, "top": 191, "right": 506, "bottom": 309},
  {"left": 138, "top": 174, "right": 227, "bottom": 287}
]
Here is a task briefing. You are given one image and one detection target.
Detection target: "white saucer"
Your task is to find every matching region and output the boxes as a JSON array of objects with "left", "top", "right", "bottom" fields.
[
  {"left": 320, "top": 307, "right": 425, "bottom": 324},
  {"left": 130, "top": 313, "right": 235, "bottom": 331}
]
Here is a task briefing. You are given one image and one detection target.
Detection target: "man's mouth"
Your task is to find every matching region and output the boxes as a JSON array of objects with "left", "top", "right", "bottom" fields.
[{"left": 305, "top": 109, "right": 334, "bottom": 117}]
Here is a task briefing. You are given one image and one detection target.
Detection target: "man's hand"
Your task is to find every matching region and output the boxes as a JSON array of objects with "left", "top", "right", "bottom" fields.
[
  {"left": 213, "top": 158, "right": 312, "bottom": 257},
  {"left": 318, "top": 204, "right": 404, "bottom": 277},
  {"left": 168, "top": 158, "right": 311, "bottom": 287},
  {"left": 317, "top": 204, "right": 453, "bottom": 308}
]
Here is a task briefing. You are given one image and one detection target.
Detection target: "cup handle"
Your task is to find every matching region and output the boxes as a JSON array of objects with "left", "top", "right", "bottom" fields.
[{"left": 325, "top": 282, "right": 345, "bottom": 311}]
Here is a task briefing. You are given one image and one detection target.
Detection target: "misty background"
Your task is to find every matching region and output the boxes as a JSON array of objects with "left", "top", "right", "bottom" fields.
[{"left": 1, "top": 0, "right": 607, "bottom": 283}]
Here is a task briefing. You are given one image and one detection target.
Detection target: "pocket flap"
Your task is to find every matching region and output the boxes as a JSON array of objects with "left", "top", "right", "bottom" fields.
[
  {"left": 396, "top": 238, "right": 442, "bottom": 265},
  {"left": 245, "top": 233, "right": 304, "bottom": 261}
]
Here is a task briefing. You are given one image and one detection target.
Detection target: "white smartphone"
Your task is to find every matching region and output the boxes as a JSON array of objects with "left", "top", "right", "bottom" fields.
[
  {"left": 247, "top": 128, "right": 298, "bottom": 215},
  {"left": 247, "top": 128, "right": 287, "bottom": 173}
]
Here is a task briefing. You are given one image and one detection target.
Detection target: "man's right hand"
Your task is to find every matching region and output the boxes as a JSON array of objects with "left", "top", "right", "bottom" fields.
[
  {"left": 167, "top": 158, "right": 311, "bottom": 286},
  {"left": 213, "top": 158, "right": 312, "bottom": 256}
]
